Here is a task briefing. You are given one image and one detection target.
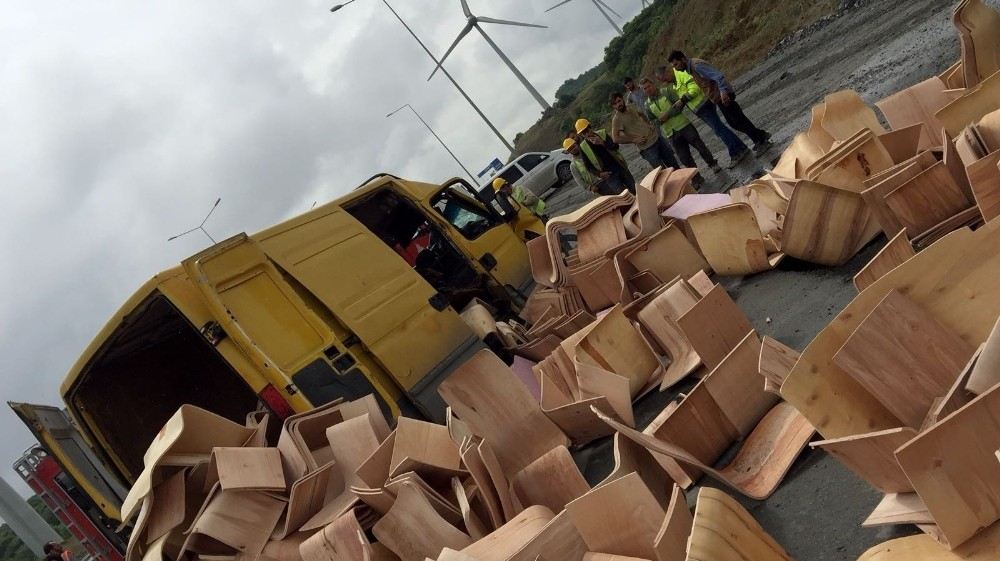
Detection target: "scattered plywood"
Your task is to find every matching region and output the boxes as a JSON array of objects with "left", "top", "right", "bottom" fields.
[
  {"left": 833, "top": 290, "right": 976, "bottom": 429},
  {"left": 812, "top": 427, "right": 918, "bottom": 493},
  {"left": 676, "top": 284, "right": 754, "bottom": 370},
  {"left": 970, "top": 319, "right": 1000, "bottom": 395},
  {"left": 937, "top": 69, "right": 1000, "bottom": 137},
  {"left": 968, "top": 150, "right": 1000, "bottom": 222},
  {"left": 853, "top": 230, "right": 915, "bottom": 292},
  {"left": 506, "top": 510, "right": 589, "bottom": 561},
  {"left": 623, "top": 223, "right": 709, "bottom": 285},
  {"left": 855, "top": 519, "right": 1000, "bottom": 560},
  {"left": 181, "top": 485, "right": 286, "bottom": 561},
  {"left": 878, "top": 124, "right": 924, "bottom": 164},
  {"left": 575, "top": 306, "right": 660, "bottom": 398},
  {"left": 703, "top": 333, "right": 778, "bottom": 436},
  {"left": 759, "top": 336, "right": 800, "bottom": 389},
  {"left": 781, "top": 219, "right": 1000, "bottom": 439},
  {"left": 687, "top": 203, "right": 782, "bottom": 276},
  {"left": 863, "top": 493, "right": 934, "bottom": 527},
  {"left": 372, "top": 482, "right": 472, "bottom": 561},
  {"left": 783, "top": 180, "right": 878, "bottom": 266},
  {"left": 510, "top": 446, "right": 589, "bottom": 515},
  {"left": 686, "top": 487, "right": 793, "bottom": 561},
  {"left": 637, "top": 291, "right": 701, "bottom": 391},
  {"left": 438, "top": 349, "right": 568, "bottom": 476},
  {"left": 652, "top": 485, "right": 691, "bottom": 561},
  {"left": 896, "top": 382, "right": 1000, "bottom": 548},
  {"left": 883, "top": 162, "right": 972, "bottom": 238},
  {"left": 565, "top": 472, "right": 665, "bottom": 560},
  {"left": 876, "top": 77, "right": 959, "bottom": 150},
  {"left": 461, "top": 506, "right": 555, "bottom": 561}
]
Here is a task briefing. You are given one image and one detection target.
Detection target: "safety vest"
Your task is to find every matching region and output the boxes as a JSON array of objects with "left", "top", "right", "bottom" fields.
[
  {"left": 580, "top": 129, "right": 626, "bottom": 171},
  {"left": 572, "top": 157, "right": 601, "bottom": 191},
  {"left": 512, "top": 184, "right": 545, "bottom": 216},
  {"left": 673, "top": 70, "right": 706, "bottom": 112},
  {"left": 646, "top": 91, "right": 691, "bottom": 137}
]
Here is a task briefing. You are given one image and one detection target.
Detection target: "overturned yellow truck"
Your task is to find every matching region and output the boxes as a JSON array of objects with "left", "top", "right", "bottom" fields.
[{"left": 11, "top": 173, "right": 543, "bottom": 536}]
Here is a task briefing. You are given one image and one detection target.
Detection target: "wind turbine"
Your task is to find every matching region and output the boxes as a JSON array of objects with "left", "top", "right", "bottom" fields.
[
  {"left": 429, "top": 0, "right": 551, "bottom": 110},
  {"left": 547, "top": 0, "right": 623, "bottom": 35},
  {"left": 168, "top": 197, "right": 221, "bottom": 244}
]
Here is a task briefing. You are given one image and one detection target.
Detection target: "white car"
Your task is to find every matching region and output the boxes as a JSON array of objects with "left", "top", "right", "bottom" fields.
[{"left": 492, "top": 149, "right": 574, "bottom": 198}]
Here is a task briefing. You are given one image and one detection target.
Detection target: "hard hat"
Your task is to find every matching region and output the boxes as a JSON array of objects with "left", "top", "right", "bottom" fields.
[
  {"left": 562, "top": 137, "right": 576, "bottom": 151},
  {"left": 574, "top": 118, "right": 591, "bottom": 134},
  {"left": 492, "top": 177, "right": 508, "bottom": 191}
]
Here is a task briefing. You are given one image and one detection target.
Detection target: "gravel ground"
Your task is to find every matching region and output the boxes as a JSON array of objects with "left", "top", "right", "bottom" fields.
[{"left": 540, "top": 1, "right": 989, "bottom": 559}]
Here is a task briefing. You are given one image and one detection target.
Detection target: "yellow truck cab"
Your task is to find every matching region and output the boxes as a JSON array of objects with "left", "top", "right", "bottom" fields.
[{"left": 11, "top": 174, "right": 543, "bottom": 531}]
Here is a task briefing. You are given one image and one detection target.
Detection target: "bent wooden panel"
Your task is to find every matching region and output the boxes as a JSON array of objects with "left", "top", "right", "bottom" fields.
[
  {"left": 781, "top": 220, "right": 1000, "bottom": 439},
  {"left": 783, "top": 180, "right": 875, "bottom": 266},
  {"left": 676, "top": 284, "right": 754, "bottom": 371},
  {"left": 812, "top": 427, "right": 918, "bottom": 493},
  {"left": 875, "top": 77, "right": 957, "bottom": 150},
  {"left": 687, "top": 487, "right": 793, "bottom": 561},
  {"left": 968, "top": 150, "right": 1000, "bottom": 222},
  {"left": 883, "top": 162, "right": 972, "bottom": 237},
  {"left": 439, "top": 349, "right": 568, "bottom": 476},
  {"left": 510, "top": 446, "right": 589, "bottom": 514},
  {"left": 896, "top": 382, "right": 1000, "bottom": 548},
  {"left": 855, "top": 521, "right": 1000, "bottom": 560},
  {"left": 687, "top": 203, "right": 772, "bottom": 276},
  {"left": 652, "top": 485, "right": 691, "bottom": 561},
  {"left": 759, "top": 336, "right": 800, "bottom": 388},
  {"left": 372, "top": 482, "right": 472, "bottom": 561},
  {"left": 853, "top": 230, "right": 915, "bottom": 292},
  {"left": 833, "top": 290, "right": 976, "bottom": 429},
  {"left": 565, "top": 472, "right": 665, "bottom": 560}
]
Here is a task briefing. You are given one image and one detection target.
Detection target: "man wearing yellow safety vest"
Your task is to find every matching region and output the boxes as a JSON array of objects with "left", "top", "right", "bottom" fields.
[
  {"left": 492, "top": 177, "right": 546, "bottom": 218},
  {"left": 567, "top": 118, "right": 636, "bottom": 196},
  {"left": 654, "top": 64, "right": 749, "bottom": 169},
  {"left": 641, "top": 77, "right": 719, "bottom": 176},
  {"left": 668, "top": 50, "right": 772, "bottom": 157}
]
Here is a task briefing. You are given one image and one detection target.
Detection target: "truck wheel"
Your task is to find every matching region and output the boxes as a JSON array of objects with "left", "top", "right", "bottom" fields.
[{"left": 556, "top": 161, "right": 573, "bottom": 185}]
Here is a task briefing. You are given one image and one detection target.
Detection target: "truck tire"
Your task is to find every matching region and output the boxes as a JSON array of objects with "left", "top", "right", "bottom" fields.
[{"left": 556, "top": 161, "right": 573, "bottom": 185}]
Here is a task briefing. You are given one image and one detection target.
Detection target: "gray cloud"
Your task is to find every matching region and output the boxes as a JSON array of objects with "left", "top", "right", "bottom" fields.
[{"left": 0, "top": 0, "right": 643, "bottom": 496}]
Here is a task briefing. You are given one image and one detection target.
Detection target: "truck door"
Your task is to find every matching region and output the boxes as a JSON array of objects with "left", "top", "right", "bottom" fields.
[
  {"left": 9, "top": 403, "right": 128, "bottom": 522},
  {"left": 181, "top": 234, "right": 402, "bottom": 417},
  {"left": 429, "top": 181, "right": 534, "bottom": 293},
  {"left": 251, "top": 205, "right": 478, "bottom": 421}
]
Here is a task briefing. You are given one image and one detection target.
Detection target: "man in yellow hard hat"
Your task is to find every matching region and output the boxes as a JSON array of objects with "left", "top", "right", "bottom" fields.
[
  {"left": 492, "top": 177, "right": 545, "bottom": 218},
  {"left": 571, "top": 118, "right": 635, "bottom": 195}
]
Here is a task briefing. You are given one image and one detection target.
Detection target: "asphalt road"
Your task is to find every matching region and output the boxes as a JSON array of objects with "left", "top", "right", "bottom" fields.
[{"left": 539, "top": 0, "right": 982, "bottom": 558}]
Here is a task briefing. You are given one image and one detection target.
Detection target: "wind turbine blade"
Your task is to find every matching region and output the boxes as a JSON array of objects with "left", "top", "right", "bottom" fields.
[
  {"left": 545, "top": 0, "right": 575, "bottom": 12},
  {"left": 594, "top": 0, "right": 622, "bottom": 18},
  {"left": 459, "top": 0, "right": 471, "bottom": 17},
  {"left": 428, "top": 23, "right": 474, "bottom": 81},
  {"left": 476, "top": 16, "right": 547, "bottom": 29}
]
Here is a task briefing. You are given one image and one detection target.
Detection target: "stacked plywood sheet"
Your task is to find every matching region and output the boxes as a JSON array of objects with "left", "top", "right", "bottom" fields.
[{"left": 779, "top": 215, "right": 1000, "bottom": 550}]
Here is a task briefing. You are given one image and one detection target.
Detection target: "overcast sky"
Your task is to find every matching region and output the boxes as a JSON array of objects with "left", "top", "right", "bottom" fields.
[{"left": 0, "top": 1, "right": 646, "bottom": 498}]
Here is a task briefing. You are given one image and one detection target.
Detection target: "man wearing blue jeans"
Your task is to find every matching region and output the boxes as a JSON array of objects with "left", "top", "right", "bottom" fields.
[
  {"left": 656, "top": 66, "right": 749, "bottom": 169},
  {"left": 668, "top": 50, "right": 772, "bottom": 157}
]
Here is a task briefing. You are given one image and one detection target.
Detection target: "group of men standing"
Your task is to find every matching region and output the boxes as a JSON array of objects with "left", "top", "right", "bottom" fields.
[{"left": 566, "top": 50, "right": 771, "bottom": 195}]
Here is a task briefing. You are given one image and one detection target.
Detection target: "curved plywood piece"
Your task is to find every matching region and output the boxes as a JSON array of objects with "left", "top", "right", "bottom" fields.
[
  {"left": 637, "top": 291, "right": 701, "bottom": 390},
  {"left": 372, "top": 482, "right": 472, "bottom": 561},
  {"left": 855, "top": 519, "right": 1000, "bottom": 560},
  {"left": 936, "top": 69, "right": 1000, "bottom": 137},
  {"left": 877, "top": 124, "right": 924, "bottom": 164},
  {"left": 687, "top": 203, "right": 778, "bottom": 276},
  {"left": 969, "top": 318, "right": 1000, "bottom": 395},
  {"left": 714, "top": 402, "right": 814, "bottom": 499},
  {"left": 451, "top": 477, "right": 487, "bottom": 540},
  {"left": 779, "top": 221, "right": 1000, "bottom": 438},
  {"left": 783, "top": 179, "right": 878, "bottom": 266},
  {"left": 759, "top": 336, "right": 799, "bottom": 389},
  {"left": 658, "top": 168, "right": 699, "bottom": 210},
  {"left": 527, "top": 236, "right": 556, "bottom": 288},
  {"left": 687, "top": 488, "right": 793, "bottom": 561},
  {"left": 510, "top": 446, "right": 589, "bottom": 514},
  {"left": 895, "top": 382, "right": 1000, "bottom": 548},
  {"left": 594, "top": 402, "right": 811, "bottom": 501},
  {"left": 506, "top": 510, "right": 589, "bottom": 561},
  {"left": 833, "top": 290, "right": 976, "bottom": 429},
  {"left": 439, "top": 349, "right": 568, "bottom": 476},
  {"left": 806, "top": 131, "right": 895, "bottom": 193},
  {"left": 863, "top": 492, "right": 933, "bottom": 527},
  {"left": 955, "top": 0, "right": 1000, "bottom": 87},
  {"left": 602, "top": 432, "right": 683, "bottom": 502},
  {"left": 811, "top": 427, "right": 918, "bottom": 493},
  {"left": 181, "top": 486, "right": 286, "bottom": 561},
  {"left": 640, "top": 166, "right": 664, "bottom": 191},
  {"left": 461, "top": 506, "right": 555, "bottom": 561},
  {"left": 575, "top": 306, "right": 660, "bottom": 397},
  {"left": 875, "top": 77, "right": 957, "bottom": 150},
  {"left": 460, "top": 438, "right": 503, "bottom": 530},
  {"left": 566, "top": 473, "right": 665, "bottom": 560},
  {"left": 853, "top": 230, "right": 915, "bottom": 292},
  {"left": 623, "top": 223, "right": 709, "bottom": 287},
  {"left": 820, "top": 90, "right": 886, "bottom": 141},
  {"left": 676, "top": 284, "right": 754, "bottom": 371},
  {"left": 652, "top": 485, "right": 691, "bottom": 561}
]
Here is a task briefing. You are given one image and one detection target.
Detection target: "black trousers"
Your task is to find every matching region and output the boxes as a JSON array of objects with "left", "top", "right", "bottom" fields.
[
  {"left": 718, "top": 95, "right": 769, "bottom": 146},
  {"left": 668, "top": 124, "right": 717, "bottom": 169}
]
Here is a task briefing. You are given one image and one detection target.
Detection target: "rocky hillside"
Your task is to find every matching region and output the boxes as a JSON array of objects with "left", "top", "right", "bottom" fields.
[{"left": 512, "top": 0, "right": 839, "bottom": 155}]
